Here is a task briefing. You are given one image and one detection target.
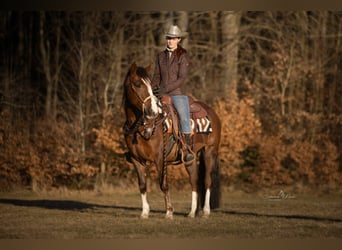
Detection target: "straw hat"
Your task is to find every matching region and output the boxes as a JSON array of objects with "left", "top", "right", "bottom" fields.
[{"left": 165, "top": 25, "right": 188, "bottom": 38}]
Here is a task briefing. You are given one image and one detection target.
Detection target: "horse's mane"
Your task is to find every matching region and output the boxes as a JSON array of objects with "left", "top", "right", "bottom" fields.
[{"left": 136, "top": 66, "right": 149, "bottom": 80}]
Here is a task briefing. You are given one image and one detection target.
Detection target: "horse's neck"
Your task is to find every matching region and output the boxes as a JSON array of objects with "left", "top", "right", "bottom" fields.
[{"left": 125, "top": 107, "right": 141, "bottom": 126}]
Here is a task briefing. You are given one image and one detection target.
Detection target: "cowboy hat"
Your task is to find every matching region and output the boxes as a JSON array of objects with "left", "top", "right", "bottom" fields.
[{"left": 165, "top": 25, "right": 188, "bottom": 38}]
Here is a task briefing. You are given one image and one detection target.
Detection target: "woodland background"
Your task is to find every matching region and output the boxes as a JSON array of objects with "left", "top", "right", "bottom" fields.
[{"left": 0, "top": 11, "right": 341, "bottom": 192}]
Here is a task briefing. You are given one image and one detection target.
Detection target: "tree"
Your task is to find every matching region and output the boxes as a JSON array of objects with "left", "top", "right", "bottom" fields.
[
  {"left": 221, "top": 11, "right": 241, "bottom": 99},
  {"left": 39, "top": 12, "right": 62, "bottom": 119}
]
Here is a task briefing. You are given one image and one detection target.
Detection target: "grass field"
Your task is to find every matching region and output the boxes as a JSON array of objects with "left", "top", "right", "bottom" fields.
[{"left": 0, "top": 187, "right": 341, "bottom": 239}]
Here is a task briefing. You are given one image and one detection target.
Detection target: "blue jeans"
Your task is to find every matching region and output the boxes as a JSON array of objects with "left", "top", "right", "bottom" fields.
[{"left": 171, "top": 95, "right": 191, "bottom": 134}]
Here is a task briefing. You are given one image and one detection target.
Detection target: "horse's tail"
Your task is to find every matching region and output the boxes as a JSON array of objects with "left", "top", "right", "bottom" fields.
[
  {"left": 210, "top": 154, "right": 221, "bottom": 209},
  {"left": 198, "top": 149, "right": 221, "bottom": 209}
]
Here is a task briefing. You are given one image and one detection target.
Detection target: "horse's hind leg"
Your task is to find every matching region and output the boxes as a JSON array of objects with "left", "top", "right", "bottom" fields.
[
  {"left": 163, "top": 189, "right": 174, "bottom": 219},
  {"left": 185, "top": 160, "right": 199, "bottom": 218},
  {"left": 202, "top": 147, "right": 220, "bottom": 217},
  {"left": 189, "top": 190, "right": 198, "bottom": 218},
  {"left": 132, "top": 158, "right": 150, "bottom": 219}
]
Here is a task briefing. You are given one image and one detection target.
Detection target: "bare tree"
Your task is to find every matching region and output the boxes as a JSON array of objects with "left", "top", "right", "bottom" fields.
[
  {"left": 39, "top": 12, "right": 62, "bottom": 119},
  {"left": 221, "top": 11, "right": 241, "bottom": 99},
  {"left": 177, "top": 11, "right": 189, "bottom": 49}
]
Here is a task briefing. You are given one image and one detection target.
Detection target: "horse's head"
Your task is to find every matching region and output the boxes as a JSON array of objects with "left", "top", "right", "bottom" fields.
[{"left": 124, "top": 63, "right": 160, "bottom": 120}]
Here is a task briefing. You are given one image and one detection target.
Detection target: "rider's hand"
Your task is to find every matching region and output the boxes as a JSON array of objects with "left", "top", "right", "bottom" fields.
[{"left": 153, "top": 86, "right": 166, "bottom": 98}]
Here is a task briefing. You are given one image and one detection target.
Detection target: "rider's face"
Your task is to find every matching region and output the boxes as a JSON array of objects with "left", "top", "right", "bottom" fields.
[{"left": 166, "top": 37, "right": 181, "bottom": 50}]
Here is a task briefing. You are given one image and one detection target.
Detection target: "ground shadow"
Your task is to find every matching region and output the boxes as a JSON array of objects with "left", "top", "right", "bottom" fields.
[
  {"left": 218, "top": 209, "right": 342, "bottom": 223},
  {"left": 1, "top": 198, "right": 340, "bottom": 222},
  {"left": 0, "top": 198, "right": 186, "bottom": 216}
]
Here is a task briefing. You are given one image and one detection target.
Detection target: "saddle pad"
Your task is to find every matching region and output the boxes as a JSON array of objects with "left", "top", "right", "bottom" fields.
[
  {"left": 161, "top": 95, "right": 211, "bottom": 134},
  {"left": 191, "top": 116, "right": 212, "bottom": 134},
  {"left": 164, "top": 116, "right": 212, "bottom": 134}
]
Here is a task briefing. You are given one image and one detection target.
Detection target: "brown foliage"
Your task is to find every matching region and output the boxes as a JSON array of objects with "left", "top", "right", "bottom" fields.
[
  {"left": 214, "top": 89, "right": 341, "bottom": 189},
  {"left": 214, "top": 92, "right": 262, "bottom": 180},
  {"left": 92, "top": 111, "right": 134, "bottom": 180},
  {"left": 0, "top": 111, "right": 98, "bottom": 191},
  {"left": 31, "top": 119, "right": 98, "bottom": 190},
  {"left": 249, "top": 134, "right": 341, "bottom": 188},
  {"left": 1, "top": 94, "right": 340, "bottom": 191},
  {"left": 0, "top": 111, "right": 34, "bottom": 189}
]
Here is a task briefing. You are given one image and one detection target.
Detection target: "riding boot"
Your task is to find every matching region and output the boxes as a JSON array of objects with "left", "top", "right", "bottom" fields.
[{"left": 183, "top": 134, "right": 194, "bottom": 164}]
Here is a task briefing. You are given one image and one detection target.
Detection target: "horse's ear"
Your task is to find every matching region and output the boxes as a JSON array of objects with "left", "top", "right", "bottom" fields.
[
  {"left": 145, "top": 64, "right": 153, "bottom": 75},
  {"left": 131, "top": 62, "right": 137, "bottom": 74}
]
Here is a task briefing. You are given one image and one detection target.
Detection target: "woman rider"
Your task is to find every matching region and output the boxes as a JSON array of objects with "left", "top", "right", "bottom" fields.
[{"left": 151, "top": 25, "right": 194, "bottom": 163}]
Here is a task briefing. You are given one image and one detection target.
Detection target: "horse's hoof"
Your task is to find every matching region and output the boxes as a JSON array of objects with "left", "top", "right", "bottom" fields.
[
  {"left": 202, "top": 210, "right": 210, "bottom": 218},
  {"left": 187, "top": 212, "right": 195, "bottom": 218},
  {"left": 201, "top": 213, "right": 210, "bottom": 219},
  {"left": 141, "top": 214, "right": 149, "bottom": 219},
  {"left": 165, "top": 212, "right": 173, "bottom": 219}
]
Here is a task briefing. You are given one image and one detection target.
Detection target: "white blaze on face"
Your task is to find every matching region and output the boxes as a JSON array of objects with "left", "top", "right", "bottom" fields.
[{"left": 142, "top": 78, "right": 158, "bottom": 115}]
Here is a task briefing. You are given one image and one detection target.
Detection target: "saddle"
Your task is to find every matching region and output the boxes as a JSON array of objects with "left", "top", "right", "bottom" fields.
[
  {"left": 161, "top": 95, "right": 211, "bottom": 135},
  {"left": 161, "top": 95, "right": 207, "bottom": 120}
]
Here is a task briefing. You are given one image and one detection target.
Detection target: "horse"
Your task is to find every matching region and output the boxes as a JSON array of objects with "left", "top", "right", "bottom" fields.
[{"left": 122, "top": 63, "right": 221, "bottom": 219}]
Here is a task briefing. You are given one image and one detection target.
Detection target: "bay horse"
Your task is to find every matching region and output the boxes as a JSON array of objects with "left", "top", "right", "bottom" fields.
[{"left": 123, "top": 63, "right": 221, "bottom": 219}]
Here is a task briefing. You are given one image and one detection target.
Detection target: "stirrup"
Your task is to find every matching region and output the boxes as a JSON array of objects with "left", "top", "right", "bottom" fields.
[{"left": 181, "top": 150, "right": 195, "bottom": 165}]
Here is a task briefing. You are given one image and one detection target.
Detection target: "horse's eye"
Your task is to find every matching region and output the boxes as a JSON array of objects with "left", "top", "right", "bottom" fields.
[
  {"left": 130, "top": 77, "right": 141, "bottom": 87},
  {"left": 133, "top": 81, "right": 141, "bottom": 87}
]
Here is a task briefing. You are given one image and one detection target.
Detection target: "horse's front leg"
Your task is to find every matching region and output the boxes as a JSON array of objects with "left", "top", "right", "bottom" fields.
[
  {"left": 132, "top": 158, "right": 150, "bottom": 219},
  {"left": 159, "top": 163, "right": 173, "bottom": 219},
  {"left": 164, "top": 189, "right": 173, "bottom": 219}
]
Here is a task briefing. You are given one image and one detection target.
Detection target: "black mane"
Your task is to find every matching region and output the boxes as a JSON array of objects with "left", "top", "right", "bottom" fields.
[{"left": 136, "top": 66, "right": 149, "bottom": 80}]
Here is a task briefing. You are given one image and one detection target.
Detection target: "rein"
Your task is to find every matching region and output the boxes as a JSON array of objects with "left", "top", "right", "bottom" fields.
[
  {"left": 123, "top": 93, "right": 164, "bottom": 140},
  {"left": 123, "top": 109, "right": 165, "bottom": 146}
]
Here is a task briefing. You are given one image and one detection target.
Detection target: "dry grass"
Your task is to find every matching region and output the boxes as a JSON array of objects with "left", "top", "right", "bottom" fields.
[{"left": 0, "top": 187, "right": 341, "bottom": 239}]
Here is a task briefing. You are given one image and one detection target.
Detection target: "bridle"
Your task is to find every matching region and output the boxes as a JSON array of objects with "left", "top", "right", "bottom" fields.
[
  {"left": 128, "top": 76, "right": 160, "bottom": 120},
  {"left": 125, "top": 74, "right": 163, "bottom": 139}
]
